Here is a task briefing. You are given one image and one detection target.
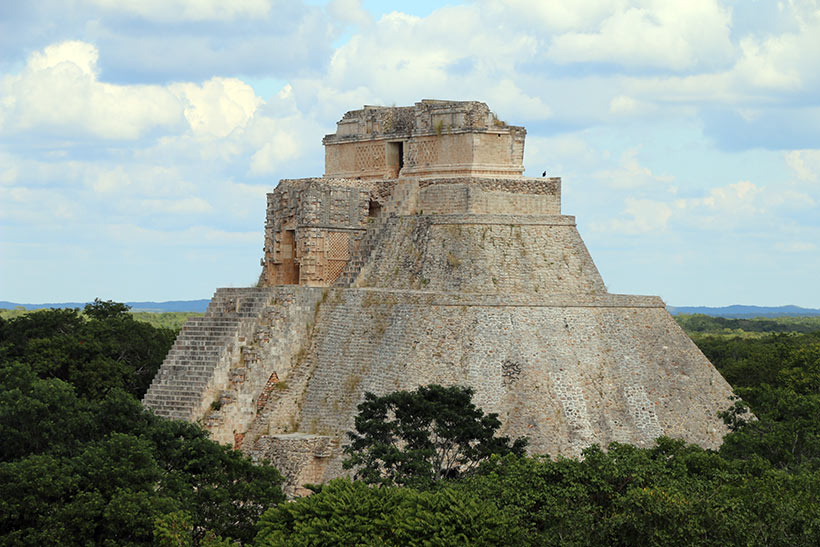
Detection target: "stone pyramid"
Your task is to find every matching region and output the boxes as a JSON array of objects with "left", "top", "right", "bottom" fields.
[{"left": 143, "top": 100, "right": 735, "bottom": 495}]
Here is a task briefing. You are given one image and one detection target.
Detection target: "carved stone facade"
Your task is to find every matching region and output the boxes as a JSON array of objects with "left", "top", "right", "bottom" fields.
[
  {"left": 323, "top": 100, "right": 526, "bottom": 180},
  {"left": 260, "top": 178, "right": 369, "bottom": 287},
  {"left": 144, "top": 100, "right": 737, "bottom": 497}
]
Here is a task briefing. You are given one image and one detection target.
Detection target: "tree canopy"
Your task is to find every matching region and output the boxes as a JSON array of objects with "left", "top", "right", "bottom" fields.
[
  {"left": 0, "top": 302, "right": 285, "bottom": 545},
  {"left": 343, "top": 384, "right": 527, "bottom": 488},
  {"left": 255, "top": 478, "right": 520, "bottom": 546},
  {"left": 0, "top": 299, "right": 176, "bottom": 400},
  {"left": 3, "top": 305, "right": 820, "bottom": 545}
]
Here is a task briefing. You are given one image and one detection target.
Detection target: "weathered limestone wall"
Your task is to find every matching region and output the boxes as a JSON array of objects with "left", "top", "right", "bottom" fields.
[
  {"left": 400, "top": 131, "right": 525, "bottom": 178},
  {"left": 324, "top": 130, "right": 526, "bottom": 180},
  {"left": 198, "top": 287, "right": 326, "bottom": 446},
  {"left": 409, "top": 133, "right": 472, "bottom": 170},
  {"left": 246, "top": 289, "right": 734, "bottom": 485},
  {"left": 331, "top": 104, "right": 417, "bottom": 138},
  {"left": 380, "top": 177, "right": 560, "bottom": 216},
  {"left": 418, "top": 176, "right": 560, "bottom": 196},
  {"left": 351, "top": 214, "right": 607, "bottom": 295},
  {"left": 323, "top": 141, "right": 388, "bottom": 180},
  {"left": 250, "top": 434, "right": 337, "bottom": 497},
  {"left": 322, "top": 100, "right": 526, "bottom": 180},
  {"left": 262, "top": 179, "right": 370, "bottom": 286},
  {"left": 263, "top": 178, "right": 370, "bottom": 233},
  {"left": 418, "top": 184, "right": 560, "bottom": 215}
]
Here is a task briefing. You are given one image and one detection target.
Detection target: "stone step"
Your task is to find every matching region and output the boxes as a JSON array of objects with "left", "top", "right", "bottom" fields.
[
  {"left": 143, "top": 287, "right": 279, "bottom": 420},
  {"left": 170, "top": 342, "right": 230, "bottom": 348},
  {"left": 180, "top": 326, "right": 240, "bottom": 333},
  {"left": 146, "top": 380, "right": 208, "bottom": 390}
]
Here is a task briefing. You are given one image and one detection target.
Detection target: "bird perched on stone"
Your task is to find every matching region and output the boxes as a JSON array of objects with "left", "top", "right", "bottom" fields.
[{"left": 542, "top": 170, "right": 546, "bottom": 177}]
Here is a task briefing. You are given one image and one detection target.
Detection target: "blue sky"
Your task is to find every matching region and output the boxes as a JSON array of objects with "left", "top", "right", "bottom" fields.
[{"left": 1, "top": 0, "right": 818, "bottom": 307}]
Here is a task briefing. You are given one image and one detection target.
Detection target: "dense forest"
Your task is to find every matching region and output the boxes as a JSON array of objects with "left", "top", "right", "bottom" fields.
[
  {"left": 1, "top": 305, "right": 819, "bottom": 545},
  {"left": 0, "top": 301, "right": 282, "bottom": 546}
]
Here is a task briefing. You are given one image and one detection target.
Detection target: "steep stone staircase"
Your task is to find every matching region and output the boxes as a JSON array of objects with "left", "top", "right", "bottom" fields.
[
  {"left": 142, "top": 287, "right": 274, "bottom": 421},
  {"left": 335, "top": 181, "right": 417, "bottom": 287}
]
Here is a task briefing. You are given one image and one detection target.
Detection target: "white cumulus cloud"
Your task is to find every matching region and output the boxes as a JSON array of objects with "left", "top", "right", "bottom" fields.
[
  {"left": 545, "top": 0, "right": 734, "bottom": 71},
  {"left": 171, "top": 77, "right": 263, "bottom": 138},
  {"left": 594, "top": 147, "right": 673, "bottom": 189},
  {"left": 140, "top": 197, "right": 214, "bottom": 214},
  {"left": 785, "top": 149, "right": 820, "bottom": 182},
  {"left": 0, "top": 41, "right": 184, "bottom": 140},
  {"left": 594, "top": 197, "right": 673, "bottom": 234}
]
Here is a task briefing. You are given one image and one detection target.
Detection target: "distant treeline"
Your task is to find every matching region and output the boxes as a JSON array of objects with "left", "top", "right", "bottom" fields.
[
  {"left": 675, "top": 313, "right": 820, "bottom": 335},
  {"left": 129, "top": 311, "right": 202, "bottom": 330},
  {"left": 0, "top": 308, "right": 201, "bottom": 331}
]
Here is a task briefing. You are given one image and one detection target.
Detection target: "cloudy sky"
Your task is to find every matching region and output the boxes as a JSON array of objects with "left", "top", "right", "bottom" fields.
[{"left": 1, "top": 0, "right": 818, "bottom": 307}]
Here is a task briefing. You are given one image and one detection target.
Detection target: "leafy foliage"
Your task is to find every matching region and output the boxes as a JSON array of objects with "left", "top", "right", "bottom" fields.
[
  {"left": 0, "top": 302, "right": 284, "bottom": 546},
  {"left": 460, "top": 439, "right": 820, "bottom": 546},
  {"left": 154, "top": 511, "right": 235, "bottom": 547},
  {"left": 0, "top": 299, "right": 176, "bottom": 400},
  {"left": 255, "top": 478, "right": 521, "bottom": 546},
  {"left": 691, "top": 330, "right": 820, "bottom": 471},
  {"left": 343, "top": 384, "right": 527, "bottom": 488}
]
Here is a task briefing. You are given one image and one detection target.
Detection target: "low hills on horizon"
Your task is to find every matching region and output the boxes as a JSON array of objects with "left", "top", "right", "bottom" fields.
[
  {"left": 667, "top": 304, "right": 820, "bottom": 318},
  {"left": 2, "top": 299, "right": 820, "bottom": 318},
  {"left": 0, "top": 299, "right": 211, "bottom": 313}
]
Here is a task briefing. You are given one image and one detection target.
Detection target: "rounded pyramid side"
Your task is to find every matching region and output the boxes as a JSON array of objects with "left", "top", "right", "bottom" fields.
[{"left": 250, "top": 290, "right": 734, "bottom": 483}]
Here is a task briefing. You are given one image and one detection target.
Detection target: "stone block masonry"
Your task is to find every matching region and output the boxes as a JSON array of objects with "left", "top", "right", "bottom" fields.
[
  {"left": 143, "top": 286, "right": 325, "bottom": 445},
  {"left": 261, "top": 179, "right": 369, "bottom": 287},
  {"left": 323, "top": 100, "right": 526, "bottom": 180},
  {"left": 292, "top": 291, "right": 729, "bottom": 458},
  {"left": 143, "top": 99, "right": 739, "bottom": 494}
]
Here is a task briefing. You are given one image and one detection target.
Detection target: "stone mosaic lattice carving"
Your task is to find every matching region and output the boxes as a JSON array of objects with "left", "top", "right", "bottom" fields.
[
  {"left": 411, "top": 139, "right": 438, "bottom": 166},
  {"left": 326, "top": 231, "right": 350, "bottom": 260},
  {"left": 354, "top": 143, "right": 385, "bottom": 172}
]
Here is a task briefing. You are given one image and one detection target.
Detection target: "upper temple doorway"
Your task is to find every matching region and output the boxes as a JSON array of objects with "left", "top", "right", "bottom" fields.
[
  {"left": 279, "top": 229, "right": 299, "bottom": 285},
  {"left": 387, "top": 141, "right": 404, "bottom": 178}
]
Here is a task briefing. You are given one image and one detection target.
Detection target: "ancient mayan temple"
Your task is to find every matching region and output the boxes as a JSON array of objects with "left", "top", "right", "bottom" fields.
[{"left": 143, "top": 100, "right": 735, "bottom": 495}]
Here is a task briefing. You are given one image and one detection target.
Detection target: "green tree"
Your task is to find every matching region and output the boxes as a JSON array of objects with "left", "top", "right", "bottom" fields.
[
  {"left": 720, "top": 387, "right": 820, "bottom": 471},
  {"left": 83, "top": 298, "right": 131, "bottom": 320},
  {"left": 343, "top": 384, "right": 527, "bottom": 488},
  {"left": 0, "top": 302, "right": 176, "bottom": 400},
  {"left": 695, "top": 330, "right": 820, "bottom": 471},
  {"left": 461, "top": 439, "right": 820, "bottom": 546},
  {"left": 0, "top": 363, "right": 93, "bottom": 461},
  {"left": 0, "top": 376, "right": 285, "bottom": 545},
  {"left": 0, "top": 301, "right": 285, "bottom": 545},
  {"left": 154, "top": 511, "right": 235, "bottom": 547},
  {"left": 254, "top": 478, "right": 521, "bottom": 546}
]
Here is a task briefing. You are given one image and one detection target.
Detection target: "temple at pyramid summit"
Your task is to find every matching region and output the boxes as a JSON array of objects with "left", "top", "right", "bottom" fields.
[{"left": 143, "top": 100, "right": 736, "bottom": 495}]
